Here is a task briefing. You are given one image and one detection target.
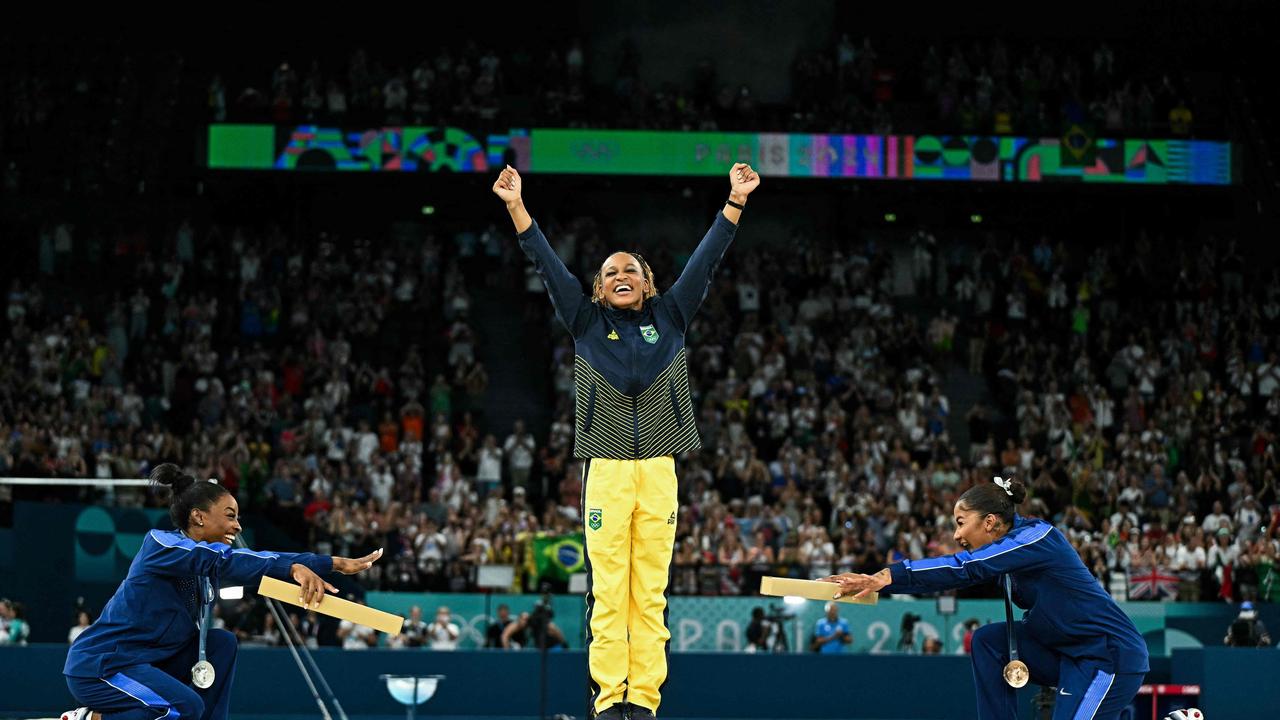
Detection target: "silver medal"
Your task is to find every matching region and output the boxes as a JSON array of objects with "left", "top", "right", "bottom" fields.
[{"left": 191, "top": 660, "right": 215, "bottom": 689}]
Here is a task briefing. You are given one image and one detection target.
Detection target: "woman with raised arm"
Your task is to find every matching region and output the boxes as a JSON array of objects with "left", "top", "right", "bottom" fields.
[
  {"left": 61, "top": 464, "right": 382, "bottom": 720},
  {"left": 494, "top": 163, "right": 759, "bottom": 720}
]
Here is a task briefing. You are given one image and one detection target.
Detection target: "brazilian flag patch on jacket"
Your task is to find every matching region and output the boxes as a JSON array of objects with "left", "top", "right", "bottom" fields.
[{"left": 640, "top": 325, "right": 659, "bottom": 344}]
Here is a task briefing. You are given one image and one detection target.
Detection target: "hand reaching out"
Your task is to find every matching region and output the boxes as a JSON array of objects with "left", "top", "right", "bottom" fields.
[
  {"left": 820, "top": 571, "right": 890, "bottom": 599},
  {"left": 333, "top": 548, "right": 384, "bottom": 575},
  {"left": 290, "top": 548, "right": 383, "bottom": 608}
]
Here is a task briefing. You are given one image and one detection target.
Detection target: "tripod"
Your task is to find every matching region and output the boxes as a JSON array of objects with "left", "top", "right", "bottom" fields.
[
  {"left": 530, "top": 601, "right": 553, "bottom": 720},
  {"left": 234, "top": 536, "right": 350, "bottom": 720}
]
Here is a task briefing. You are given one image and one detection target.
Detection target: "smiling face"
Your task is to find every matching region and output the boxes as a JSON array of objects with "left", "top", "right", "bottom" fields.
[
  {"left": 191, "top": 492, "right": 242, "bottom": 546},
  {"left": 952, "top": 501, "right": 1005, "bottom": 551},
  {"left": 597, "top": 252, "right": 649, "bottom": 311}
]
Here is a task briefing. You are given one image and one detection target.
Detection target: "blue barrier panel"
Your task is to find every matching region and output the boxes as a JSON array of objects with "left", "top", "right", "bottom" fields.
[
  {"left": 2, "top": 645, "right": 988, "bottom": 719},
  {"left": 21, "top": 644, "right": 1265, "bottom": 719},
  {"left": 1171, "top": 647, "right": 1280, "bottom": 718}
]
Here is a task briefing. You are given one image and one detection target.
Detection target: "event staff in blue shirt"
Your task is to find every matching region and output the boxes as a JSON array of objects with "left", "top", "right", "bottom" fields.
[
  {"left": 811, "top": 602, "right": 852, "bottom": 654},
  {"left": 62, "top": 464, "right": 383, "bottom": 720},
  {"left": 824, "top": 478, "right": 1149, "bottom": 720}
]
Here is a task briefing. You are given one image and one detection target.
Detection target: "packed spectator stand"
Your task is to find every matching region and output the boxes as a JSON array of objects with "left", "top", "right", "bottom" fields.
[{"left": 1, "top": 18, "right": 1277, "bottom": 651}]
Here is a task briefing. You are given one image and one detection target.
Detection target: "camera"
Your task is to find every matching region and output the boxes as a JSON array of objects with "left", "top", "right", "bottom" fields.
[
  {"left": 766, "top": 603, "right": 795, "bottom": 621},
  {"left": 900, "top": 612, "right": 922, "bottom": 633},
  {"left": 898, "top": 612, "right": 923, "bottom": 652},
  {"left": 530, "top": 592, "right": 554, "bottom": 625},
  {"left": 747, "top": 604, "right": 793, "bottom": 653}
]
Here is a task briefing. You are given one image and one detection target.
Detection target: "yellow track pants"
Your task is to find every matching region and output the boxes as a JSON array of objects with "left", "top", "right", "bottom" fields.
[{"left": 583, "top": 456, "right": 678, "bottom": 717}]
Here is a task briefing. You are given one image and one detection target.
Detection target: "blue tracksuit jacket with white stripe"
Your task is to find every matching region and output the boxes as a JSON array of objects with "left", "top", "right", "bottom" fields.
[
  {"left": 64, "top": 529, "right": 331, "bottom": 678},
  {"left": 888, "top": 514, "right": 1149, "bottom": 673}
]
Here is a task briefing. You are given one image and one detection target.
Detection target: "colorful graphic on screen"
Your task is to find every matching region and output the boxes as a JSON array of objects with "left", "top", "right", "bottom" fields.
[{"left": 207, "top": 125, "right": 1234, "bottom": 186}]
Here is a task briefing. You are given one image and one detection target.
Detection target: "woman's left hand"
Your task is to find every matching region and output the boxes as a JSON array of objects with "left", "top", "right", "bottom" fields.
[
  {"left": 820, "top": 571, "right": 889, "bottom": 599},
  {"left": 730, "top": 163, "right": 761, "bottom": 195},
  {"left": 333, "top": 548, "right": 384, "bottom": 575}
]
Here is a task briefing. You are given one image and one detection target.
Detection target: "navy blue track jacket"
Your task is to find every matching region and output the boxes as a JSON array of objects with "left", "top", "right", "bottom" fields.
[
  {"left": 889, "top": 514, "right": 1149, "bottom": 674},
  {"left": 64, "top": 529, "right": 331, "bottom": 678}
]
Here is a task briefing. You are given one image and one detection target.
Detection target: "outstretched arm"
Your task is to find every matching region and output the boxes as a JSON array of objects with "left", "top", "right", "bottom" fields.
[
  {"left": 143, "top": 529, "right": 332, "bottom": 582},
  {"left": 667, "top": 163, "right": 760, "bottom": 327},
  {"left": 823, "top": 523, "right": 1057, "bottom": 598},
  {"left": 493, "top": 165, "right": 590, "bottom": 336}
]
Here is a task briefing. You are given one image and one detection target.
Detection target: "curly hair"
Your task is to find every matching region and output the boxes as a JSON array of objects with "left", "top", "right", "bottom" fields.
[{"left": 590, "top": 252, "right": 658, "bottom": 305}]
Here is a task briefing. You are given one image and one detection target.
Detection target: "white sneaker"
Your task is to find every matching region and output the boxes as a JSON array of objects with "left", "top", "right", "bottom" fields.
[
  {"left": 1165, "top": 710, "right": 1204, "bottom": 720},
  {"left": 60, "top": 708, "right": 91, "bottom": 720}
]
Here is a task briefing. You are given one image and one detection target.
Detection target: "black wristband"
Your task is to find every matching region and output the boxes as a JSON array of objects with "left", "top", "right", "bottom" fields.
[{"left": 725, "top": 199, "right": 745, "bottom": 210}]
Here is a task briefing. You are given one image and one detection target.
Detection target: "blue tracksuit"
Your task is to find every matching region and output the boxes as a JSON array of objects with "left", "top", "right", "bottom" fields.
[
  {"left": 64, "top": 529, "right": 331, "bottom": 720},
  {"left": 888, "top": 515, "right": 1149, "bottom": 720}
]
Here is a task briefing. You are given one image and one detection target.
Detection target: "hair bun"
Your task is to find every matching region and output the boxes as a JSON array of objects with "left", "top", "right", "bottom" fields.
[
  {"left": 1008, "top": 479, "right": 1027, "bottom": 505},
  {"left": 150, "top": 463, "right": 196, "bottom": 496}
]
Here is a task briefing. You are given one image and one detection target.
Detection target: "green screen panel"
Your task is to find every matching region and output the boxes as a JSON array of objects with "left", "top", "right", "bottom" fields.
[
  {"left": 530, "top": 130, "right": 759, "bottom": 175},
  {"left": 207, "top": 125, "right": 276, "bottom": 169}
]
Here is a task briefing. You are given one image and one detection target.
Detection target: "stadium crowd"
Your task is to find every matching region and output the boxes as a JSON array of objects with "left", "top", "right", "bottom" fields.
[
  {"left": 230, "top": 36, "right": 1204, "bottom": 137},
  {"left": 0, "top": 29, "right": 1268, "bottom": 654},
  {"left": 2, "top": 206, "right": 1277, "bottom": 616}
]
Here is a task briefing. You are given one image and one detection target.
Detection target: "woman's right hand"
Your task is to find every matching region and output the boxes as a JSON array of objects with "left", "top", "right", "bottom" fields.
[
  {"left": 291, "top": 563, "right": 338, "bottom": 609},
  {"left": 492, "top": 164, "right": 522, "bottom": 205}
]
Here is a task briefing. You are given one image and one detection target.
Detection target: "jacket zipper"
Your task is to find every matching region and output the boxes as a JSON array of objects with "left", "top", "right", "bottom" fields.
[{"left": 630, "top": 327, "right": 640, "bottom": 458}]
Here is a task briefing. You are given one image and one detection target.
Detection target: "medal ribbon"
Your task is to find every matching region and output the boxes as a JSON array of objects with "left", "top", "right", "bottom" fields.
[{"left": 198, "top": 577, "right": 212, "bottom": 666}]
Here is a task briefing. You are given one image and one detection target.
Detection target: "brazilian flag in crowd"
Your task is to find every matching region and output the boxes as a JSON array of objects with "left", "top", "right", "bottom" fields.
[{"left": 528, "top": 531, "right": 586, "bottom": 583}]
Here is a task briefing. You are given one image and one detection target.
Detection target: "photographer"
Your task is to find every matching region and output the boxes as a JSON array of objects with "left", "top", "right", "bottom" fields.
[
  {"left": 745, "top": 606, "right": 789, "bottom": 653},
  {"left": 427, "top": 606, "right": 460, "bottom": 651},
  {"left": 486, "top": 604, "right": 516, "bottom": 649},
  {"left": 1223, "top": 601, "right": 1272, "bottom": 647},
  {"left": 392, "top": 605, "right": 427, "bottom": 649},
  {"left": 898, "top": 612, "right": 923, "bottom": 653},
  {"left": 503, "top": 609, "right": 568, "bottom": 650},
  {"left": 745, "top": 608, "right": 770, "bottom": 652},
  {"left": 747, "top": 599, "right": 793, "bottom": 650},
  {"left": 811, "top": 602, "right": 852, "bottom": 654},
  {"left": 500, "top": 612, "right": 534, "bottom": 649}
]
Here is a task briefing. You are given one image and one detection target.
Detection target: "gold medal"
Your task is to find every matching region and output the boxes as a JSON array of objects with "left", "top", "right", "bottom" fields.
[
  {"left": 192, "top": 660, "right": 215, "bottom": 689},
  {"left": 1003, "top": 659, "right": 1029, "bottom": 688}
]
